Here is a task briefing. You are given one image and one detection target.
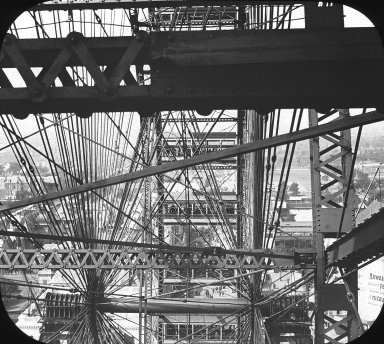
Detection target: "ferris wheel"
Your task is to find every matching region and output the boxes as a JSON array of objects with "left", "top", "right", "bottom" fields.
[{"left": 0, "top": 2, "right": 383, "bottom": 344}]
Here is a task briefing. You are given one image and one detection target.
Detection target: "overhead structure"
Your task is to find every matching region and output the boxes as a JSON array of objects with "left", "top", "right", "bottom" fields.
[
  {"left": 1, "top": 1, "right": 384, "bottom": 344},
  {"left": 1, "top": 23, "right": 383, "bottom": 114}
]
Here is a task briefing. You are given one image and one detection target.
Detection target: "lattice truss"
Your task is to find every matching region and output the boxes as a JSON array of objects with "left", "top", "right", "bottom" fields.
[
  {"left": 0, "top": 2, "right": 382, "bottom": 344},
  {"left": 0, "top": 2, "right": 308, "bottom": 343},
  {"left": 309, "top": 109, "right": 365, "bottom": 344},
  {"left": 0, "top": 1, "right": 306, "bottom": 117},
  {"left": 310, "top": 109, "right": 355, "bottom": 212}
]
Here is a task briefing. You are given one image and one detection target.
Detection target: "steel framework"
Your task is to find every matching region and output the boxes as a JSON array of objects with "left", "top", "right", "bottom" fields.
[
  {"left": 1, "top": 2, "right": 384, "bottom": 344},
  {"left": 0, "top": 27, "right": 383, "bottom": 114}
]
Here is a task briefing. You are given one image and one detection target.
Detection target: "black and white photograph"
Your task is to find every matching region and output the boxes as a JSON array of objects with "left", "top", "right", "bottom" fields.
[{"left": 0, "top": 1, "right": 383, "bottom": 344}]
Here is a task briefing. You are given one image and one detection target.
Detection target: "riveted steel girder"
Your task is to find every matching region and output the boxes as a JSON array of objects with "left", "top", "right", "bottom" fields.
[
  {"left": 327, "top": 209, "right": 384, "bottom": 268},
  {"left": 0, "top": 248, "right": 316, "bottom": 270},
  {"left": 1, "top": 28, "right": 383, "bottom": 114}
]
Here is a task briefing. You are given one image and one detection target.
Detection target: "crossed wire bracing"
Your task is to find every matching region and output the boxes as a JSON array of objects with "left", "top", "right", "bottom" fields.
[{"left": 0, "top": 2, "right": 328, "bottom": 344}]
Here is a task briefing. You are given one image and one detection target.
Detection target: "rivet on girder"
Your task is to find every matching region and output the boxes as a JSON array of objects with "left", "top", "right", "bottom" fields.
[
  {"left": 13, "top": 113, "right": 29, "bottom": 120},
  {"left": 101, "top": 87, "right": 116, "bottom": 101},
  {"left": 30, "top": 87, "right": 46, "bottom": 103},
  {"left": 67, "top": 31, "right": 84, "bottom": 44}
]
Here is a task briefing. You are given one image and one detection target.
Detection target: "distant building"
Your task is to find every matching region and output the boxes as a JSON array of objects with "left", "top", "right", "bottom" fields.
[
  {"left": 273, "top": 221, "right": 313, "bottom": 250},
  {"left": 285, "top": 195, "right": 312, "bottom": 221},
  {"left": 0, "top": 176, "right": 5, "bottom": 200},
  {"left": 268, "top": 198, "right": 296, "bottom": 223},
  {"left": 16, "top": 313, "right": 42, "bottom": 340},
  {"left": 0, "top": 175, "right": 30, "bottom": 201}
]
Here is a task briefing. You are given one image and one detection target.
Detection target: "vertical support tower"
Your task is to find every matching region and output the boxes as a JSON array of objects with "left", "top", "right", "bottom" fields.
[{"left": 309, "top": 109, "right": 361, "bottom": 344}]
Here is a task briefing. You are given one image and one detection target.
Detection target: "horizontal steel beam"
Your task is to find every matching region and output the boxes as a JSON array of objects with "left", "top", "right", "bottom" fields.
[
  {"left": 150, "top": 28, "right": 383, "bottom": 66},
  {"left": 0, "top": 248, "right": 308, "bottom": 270},
  {"left": 163, "top": 278, "right": 234, "bottom": 284},
  {"left": 4, "top": 28, "right": 376, "bottom": 68},
  {"left": 35, "top": 1, "right": 301, "bottom": 11},
  {"left": 40, "top": 294, "right": 272, "bottom": 316},
  {"left": 1, "top": 28, "right": 383, "bottom": 113},
  {"left": 0, "top": 229, "right": 311, "bottom": 258},
  {"left": 326, "top": 209, "right": 384, "bottom": 268},
  {"left": 0, "top": 110, "right": 383, "bottom": 213},
  {"left": 97, "top": 298, "right": 250, "bottom": 314}
]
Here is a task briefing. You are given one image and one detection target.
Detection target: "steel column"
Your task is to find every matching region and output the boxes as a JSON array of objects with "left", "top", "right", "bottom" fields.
[
  {"left": 248, "top": 110, "right": 266, "bottom": 343},
  {"left": 309, "top": 110, "right": 326, "bottom": 344},
  {"left": 155, "top": 113, "right": 164, "bottom": 344},
  {"left": 236, "top": 110, "right": 245, "bottom": 250},
  {"left": 309, "top": 109, "right": 361, "bottom": 344}
]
